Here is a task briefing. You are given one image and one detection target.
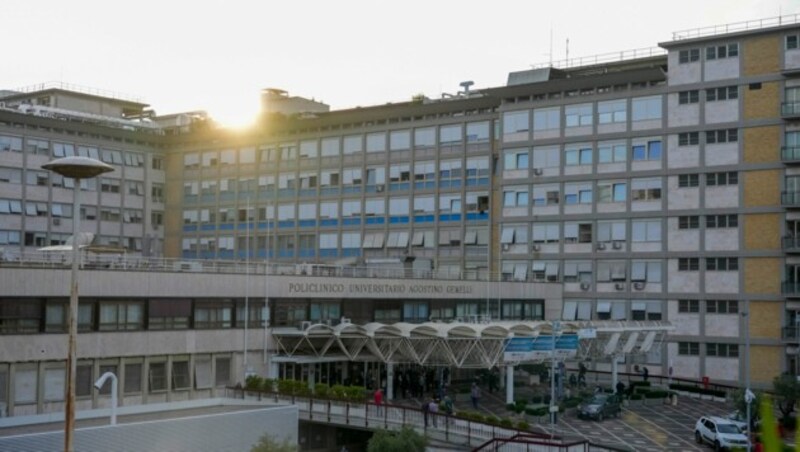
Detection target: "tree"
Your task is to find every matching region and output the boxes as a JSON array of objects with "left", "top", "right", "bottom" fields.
[
  {"left": 732, "top": 388, "right": 762, "bottom": 418},
  {"left": 250, "top": 433, "right": 297, "bottom": 452},
  {"left": 772, "top": 373, "right": 800, "bottom": 420},
  {"left": 367, "top": 427, "right": 427, "bottom": 452}
]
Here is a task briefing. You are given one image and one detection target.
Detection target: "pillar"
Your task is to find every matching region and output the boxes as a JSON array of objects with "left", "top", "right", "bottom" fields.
[
  {"left": 611, "top": 356, "right": 618, "bottom": 391},
  {"left": 386, "top": 362, "right": 394, "bottom": 400},
  {"left": 308, "top": 364, "right": 316, "bottom": 391},
  {"left": 499, "top": 366, "right": 506, "bottom": 389},
  {"left": 506, "top": 364, "right": 514, "bottom": 404}
]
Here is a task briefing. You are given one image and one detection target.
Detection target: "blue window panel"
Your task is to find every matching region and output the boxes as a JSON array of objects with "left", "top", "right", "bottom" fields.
[
  {"left": 439, "top": 181, "right": 451, "bottom": 189},
  {"left": 299, "top": 189, "right": 316, "bottom": 197},
  {"left": 414, "top": 215, "right": 434, "bottom": 223},
  {"left": 278, "top": 220, "right": 295, "bottom": 228},
  {"left": 342, "top": 248, "right": 361, "bottom": 257},
  {"left": 184, "top": 195, "right": 198, "bottom": 203},
  {"left": 389, "top": 216, "right": 409, "bottom": 224},
  {"left": 479, "top": 178, "right": 489, "bottom": 185},
  {"left": 237, "top": 223, "right": 255, "bottom": 230},
  {"left": 257, "top": 222, "right": 272, "bottom": 230},
  {"left": 201, "top": 224, "right": 217, "bottom": 231},
  {"left": 439, "top": 214, "right": 462, "bottom": 222},
  {"left": 278, "top": 189, "right": 296, "bottom": 198},
  {"left": 450, "top": 180, "right": 462, "bottom": 189},
  {"left": 414, "top": 182, "right": 425, "bottom": 190},
  {"left": 320, "top": 188, "right": 339, "bottom": 196},
  {"left": 342, "top": 218, "right": 361, "bottom": 226},
  {"left": 565, "top": 194, "right": 578, "bottom": 205},
  {"left": 279, "top": 250, "right": 295, "bottom": 258},
  {"left": 219, "top": 223, "right": 235, "bottom": 231},
  {"left": 390, "top": 183, "right": 410, "bottom": 191},
  {"left": 343, "top": 187, "right": 361, "bottom": 194},
  {"left": 256, "top": 250, "right": 275, "bottom": 259},
  {"left": 298, "top": 249, "right": 316, "bottom": 258},
  {"left": 648, "top": 141, "right": 662, "bottom": 159},
  {"left": 298, "top": 220, "right": 316, "bottom": 228},
  {"left": 237, "top": 250, "right": 255, "bottom": 259},
  {"left": 466, "top": 212, "right": 489, "bottom": 221},
  {"left": 320, "top": 219, "right": 338, "bottom": 227},
  {"left": 183, "top": 225, "right": 198, "bottom": 232},
  {"left": 201, "top": 194, "right": 216, "bottom": 203},
  {"left": 200, "top": 251, "right": 215, "bottom": 259},
  {"left": 319, "top": 249, "right": 338, "bottom": 257},
  {"left": 218, "top": 250, "right": 235, "bottom": 259},
  {"left": 366, "top": 217, "right": 385, "bottom": 225},
  {"left": 613, "top": 184, "right": 627, "bottom": 202},
  {"left": 632, "top": 144, "right": 646, "bottom": 161},
  {"left": 182, "top": 251, "right": 198, "bottom": 259}
]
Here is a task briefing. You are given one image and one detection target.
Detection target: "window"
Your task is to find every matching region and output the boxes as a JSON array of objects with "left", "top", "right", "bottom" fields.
[
  {"left": 678, "top": 174, "right": 699, "bottom": 187},
  {"left": 706, "top": 43, "right": 739, "bottom": 60},
  {"left": 390, "top": 130, "right": 411, "bottom": 151},
  {"left": 678, "top": 48, "right": 700, "bottom": 63},
  {"left": 705, "top": 129, "right": 738, "bottom": 144},
  {"left": 565, "top": 103, "right": 592, "bottom": 127},
  {"left": 678, "top": 299, "right": 699, "bottom": 313},
  {"left": 564, "top": 222, "right": 593, "bottom": 244},
  {"left": 532, "top": 184, "right": 560, "bottom": 206},
  {"left": 706, "top": 86, "right": 738, "bottom": 102},
  {"left": 706, "top": 171, "right": 738, "bottom": 186},
  {"left": 706, "top": 300, "right": 738, "bottom": 314},
  {"left": 631, "top": 178, "right": 662, "bottom": 201},
  {"left": 440, "top": 125, "right": 462, "bottom": 145},
  {"left": 597, "top": 182, "right": 626, "bottom": 203},
  {"left": 99, "top": 301, "right": 143, "bottom": 331},
  {"left": 632, "top": 140, "right": 661, "bottom": 161},
  {"left": 597, "top": 141, "right": 626, "bottom": 163},
  {"left": 403, "top": 302, "right": 428, "bottom": 322},
  {"left": 706, "top": 343, "right": 739, "bottom": 358},
  {"left": 215, "top": 357, "right": 231, "bottom": 386},
  {"left": 706, "top": 214, "right": 738, "bottom": 228},
  {"left": 366, "top": 132, "right": 386, "bottom": 153},
  {"left": 100, "top": 178, "right": 121, "bottom": 193},
  {"left": 631, "top": 301, "right": 662, "bottom": 321},
  {"left": 678, "top": 258, "right": 700, "bottom": 271},
  {"left": 533, "top": 107, "right": 560, "bottom": 131},
  {"left": 678, "top": 342, "right": 700, "bottom": 356},
  {"left": 503, "top": 111, "right": 530, "bottom": 141},
  {"left": 343, "top": 135, "right": 362, "bottom": 154},
  {"left": 631, "top": 219, "right": 661, "bottom": 242},
  {"left": 172, "top": 361, "right": 190, "bottom": 390},
  {"left": 563, "top": 183, "right": 592, "bottom": 205},
  {"left": 194, "top": 302, "right": 233, "bottom": 328},
  {"left": 705, "top": 257, "right": 738, "bottom": 271},
  {"left": 596, "top": 261, "right": 627, "bottom": 282},
  {"left": 148, "top": 362, "right": 167, "bottom": 392},
  {"left": 504, "top": 149, "right": 529, "bottom": 170},
  {"left": 788, "top": 34, "right": 799, "bottom": 50},
  {"left": 678, "top": 215, "right": 700, "bottom": 229},
  {"left": 678, "top": 132, "right": 699, "bottom": 146},
  {"left": 532, "top": 223, "right": 560, "bottom": 243},
  {"left": 678, "top": 90, "right": 699, "bottom": 104},
  {"left": 414, "top": 127, "right": 435, "bottom": 148},
  {"left": 502, "top": 187, "right": 528, "bottom": 207},
  {"left": 124, "top": 362, "right": 142, "bottom": 394},
  {"left": 597, "top": 100, "right": 626, "bottom": 124},
  {"left": 631, "top": 96, "right": 662, "bottom": 121},
  {"left": 0, "top": 135, "right": 22, "bottom": 152},
  {"left": 565, "top": 145, "right": 592, "bottom": 166},
  {"left": 321, "top": 137, "right": 340, "bottom": 157},
  {"left": 500, "top": 225, "right": 527, "bottom": 245},
  {"left": 76, "top": 364, "right": 93, "bottom": 397},
  {"left": 148, "top": 299, "right": 191, "bottom": 330}
]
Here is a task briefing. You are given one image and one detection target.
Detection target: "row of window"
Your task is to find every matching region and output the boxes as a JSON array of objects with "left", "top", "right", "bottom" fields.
[
  {"left": 678, "top": 342, "right": 739, "bottom": 357},
  {"left": 0, "top": 199, "right": 150, "bottom": 223},
  {"left": 0, "top": 168, "right": 163, "bottom": 200},
  {"left": 502, "top": 96, "right": 663, "bottom": 140},
  {"left": 0, "top": 136, "right": 161, "bottom": 169},
  {"left": 2, "top": 356, "right": 231, "bottom": 405},
  {"left": 0, "top": 230, "right": 147, "bottom": 250},
  {"left": 502, "top": 173, "right": 737, "bottom": 207},
  {"left": 677, "top": 299, "right": 739, "bottom": 314},
  {"left": 561, "top": 299, "right": 662, "bottom": 321},
  {"left": 677, "top": 86, "right": 739, "bottom": 104},
  {"left": 182, "top": 123, "right": 493, "bottom": 168},
  {"left": 677, "top": 257, "right": 739, "bottom": 272},
  {"left": 678, "top": 43, "right": 739, "bottom": 64}
]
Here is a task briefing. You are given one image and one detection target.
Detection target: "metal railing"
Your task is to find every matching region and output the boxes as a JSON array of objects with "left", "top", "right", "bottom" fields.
[
  {"left": 781, "top": 191, "right": 800, "bottom": 206},
  {"left": 672, "top": 14, "right": 800, "bottom": 40},
  {"left": 0, "top": 250, "right": 522, "bottom": 283},
  {"left": 783, "top": 236, "right": 800, "bottom": 252},
  {"left": 6, "top": 81, "right": 144, "bottom": 104},
  {"left": 782, "top": 146, "right": 800, "bottom": 162},
  {"left": 783, "top": 282, "right": 800, "bottom": 296},
  {"left": 473, "top": 433, "right": 630, "bottom": 452},
  {"left": 531, "top": 47, "right": 666, "bottom": 70},
  {"left": 782, "top": 325, "right": 800, "bottom": 342},
  {"left": 782, "top": 102, "right": 800, "bottom": 118},
  {"left": 230, "top": 388, "right": 574, "bottom": 449}
]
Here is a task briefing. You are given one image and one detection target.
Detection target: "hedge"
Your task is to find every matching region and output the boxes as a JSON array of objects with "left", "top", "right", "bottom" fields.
[{"left": 669, "top": 383, "right": 726, "bottom": 398}]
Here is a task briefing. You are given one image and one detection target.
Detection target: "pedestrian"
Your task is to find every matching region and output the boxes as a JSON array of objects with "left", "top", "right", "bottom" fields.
[
  {"left": 429, "top": 398, "right": 439, "bottom": 428},
  {"left": 422, "top": 399, "right": 429, "bottom": 427},
  {"left": 444, "top": 394, "right": 454, "bottom": 417},
  {"left": 471, "top": 382, "right": 481, "bottom": 409},
  {"left": 578, "top": 362, "right": 587, "bottom": 387},
  {"left": 373, "top": 387, "right": 383, "bottom": 416},
  {"left": 642, "top": 366, "right": 649, "bottom": 382},
  {"left": 615, "top": 380, "right": 625, "bottom": 396}
]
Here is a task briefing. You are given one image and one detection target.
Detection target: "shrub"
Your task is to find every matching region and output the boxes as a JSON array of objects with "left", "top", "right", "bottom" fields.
[
  {"left": 245, "top": 375, "right": 263, "bottom": 391},
  {"left": 646, "top": 390, "right": 670, "bottom": 399},
  {"left": 330, "top": 384, "right": 348, "bottom": 400},
  {"left": 499, "top": 418, "right": 514, "bottom": 428},
  {"left": 563, "top": 397, "right": 581, "bottom": 409},
  {"left": 630, "top": 393, "right": 643, "bottom": 400},
  {"left": 516, "top": 420, "right": 530, "bottom": 431},
  {"left": 525, "top": 407, "right": 548, "bottom": 417},
  {"left": 314, "top": 383, "right": 330, "bottom": 398},
  {"left": 506, "top": 403, "right": 516, "bottom": 411},
  {"left": 261, "top": 378, "right": 275, "bottom": 392}
]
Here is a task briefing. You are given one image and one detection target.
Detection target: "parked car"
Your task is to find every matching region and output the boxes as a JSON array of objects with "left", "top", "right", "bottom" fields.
[
  {"left": 725, "top": 410, "right": 760, "bottom": 431},
  {"left": 694, "top": 416, "right": 749, "bottom": 451},
  {"left": 576, "top": 393, "right": 621, "bottom": 421}
]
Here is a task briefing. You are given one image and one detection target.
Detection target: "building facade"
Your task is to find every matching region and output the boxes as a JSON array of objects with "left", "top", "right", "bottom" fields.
[{"left": 1, "top": 16, "right": 800, "bottom": 416}]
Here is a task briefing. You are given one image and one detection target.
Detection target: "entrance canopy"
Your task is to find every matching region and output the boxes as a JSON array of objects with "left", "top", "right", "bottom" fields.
[{"left": 271, "top": 320, "right": 673, "bottom": 368}]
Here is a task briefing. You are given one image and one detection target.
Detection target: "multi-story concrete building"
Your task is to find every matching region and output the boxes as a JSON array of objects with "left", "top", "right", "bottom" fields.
[{"left": 2, "top": 14, "right": 800, "bottom": 416}]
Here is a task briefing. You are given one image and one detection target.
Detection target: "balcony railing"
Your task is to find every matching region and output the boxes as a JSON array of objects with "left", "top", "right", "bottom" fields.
[
  {"left": 784, "top": 236, "right": 800, "bottom": 252},
  {"left": 783, "top": 325, "right": 800, "bottom": 342},
  {"left": 782, "top": 102, "right": 800, "bottom": 118},
  {"left": 782, "top": 191, "right": 800, "bottom": 207},
  {"left": 782, "top": 282, "right": 800, "bottom": 296},
  {"left": 783, "top": 146, "right": 800, "bottom": 163}
]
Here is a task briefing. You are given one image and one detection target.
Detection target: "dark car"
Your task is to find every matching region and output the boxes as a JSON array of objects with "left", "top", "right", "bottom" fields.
[{"left": 577, "top": 393, "right": 622, "bottom": 421}]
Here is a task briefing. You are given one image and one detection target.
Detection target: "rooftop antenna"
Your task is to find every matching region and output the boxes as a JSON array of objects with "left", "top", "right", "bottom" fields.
[
  {"left": 459, "top": 80, "right": 474, "bottom": 96},
  {"left": 549, "top": 25, "right": 554, "bottom": 67},
  {"left": 566, "top": 38, "right": 570, "bottom": 67}
]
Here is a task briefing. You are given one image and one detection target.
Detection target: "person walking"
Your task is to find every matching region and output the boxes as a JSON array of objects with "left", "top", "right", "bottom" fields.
[
  {"left": 470, "top": 382, "right": 481, "bottom": 409},
  {"left": 373, "top": 387, "right": 383, "bottom": 416},
  {"left": 578, "top": 362, "right": 587, "bottom": 387},
  {"left": 429, "top": 398, "right": 439, "bottom": 428}
]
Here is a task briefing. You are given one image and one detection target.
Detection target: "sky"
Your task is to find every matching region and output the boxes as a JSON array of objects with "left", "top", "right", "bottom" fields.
[{"left": 2, "top": 0, "right": 797, "bottom": 126}]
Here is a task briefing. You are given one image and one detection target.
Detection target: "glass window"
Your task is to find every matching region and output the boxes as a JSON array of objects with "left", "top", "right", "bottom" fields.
[
  {"left": 533, "top": 107, "right": 560, "bottom": 131},
  {"left": 597, "top": 100, "right": 626, "bottom": 124},
  {"left": 631, "top": 96, "right": 662, "bottom": 121},
  {"left": 414, "top": 127, "right": 436, "bottom": 147},
  {"left": 439, "top": 125, "right": 462, "bottom": 145},
  {"left": 565, "top": 103, "right": 593, "bottom": 127},
  {"left": 467, "top": 121, "right": 490, "bottom": 142},
  {"left": 503, "top": 111, "right": 529, "bottom": 141},
  {"left": 366, "top": 132, "right": 386, "bottom": 152},
  {"left": 389, "top": 130, "right": 411, "bottom": 150}
]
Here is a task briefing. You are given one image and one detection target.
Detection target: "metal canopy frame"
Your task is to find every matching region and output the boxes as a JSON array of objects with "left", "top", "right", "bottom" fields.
[{"left": 271, "top": 320, "right": 673, "bottom": 368}]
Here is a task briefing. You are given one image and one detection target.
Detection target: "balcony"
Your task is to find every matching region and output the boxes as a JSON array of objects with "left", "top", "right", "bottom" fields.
[
  {"left": 783, "top": 281, "right": 800, "bottom": 297},
  {"left": 783, "top": 325, "right": 800, "bottom": 342},
  {"left": 783, "top": 102, "right": 800, "bottom": 119},
  {"left": 783, "top": 146, "right": 800, "bottom": 164},
  {"left": 782, "top": 191, "right": 800, "bottom": 207},
  {"left": 785, "top": 236, "right": 800, "bottom": 253}
]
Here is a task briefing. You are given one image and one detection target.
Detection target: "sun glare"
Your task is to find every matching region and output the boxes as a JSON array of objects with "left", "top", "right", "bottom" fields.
[{"left": 212, "top": 105, "right": 259, "bottom": 130}]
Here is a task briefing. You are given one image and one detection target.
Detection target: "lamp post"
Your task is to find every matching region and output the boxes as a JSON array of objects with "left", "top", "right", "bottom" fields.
[
  {"left": 742, "top": 308, "right": 751, "bottom": 452},
  {"left": 550, "top": 320, "right": 561, "bottom": 438},
  {"left": 42, "top": 156, "right": 113, "bottom": 452}
]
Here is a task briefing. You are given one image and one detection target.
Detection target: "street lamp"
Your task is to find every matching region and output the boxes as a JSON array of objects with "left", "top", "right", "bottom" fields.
[
  {"left": 550, "top": 320, "right": 561, "bottom": 438},
  {"left": 42, "top": 156, "right": 113, "bottom": 452},
  {"left": 742, "top": 308, "right": 752, "bottom": 452}
]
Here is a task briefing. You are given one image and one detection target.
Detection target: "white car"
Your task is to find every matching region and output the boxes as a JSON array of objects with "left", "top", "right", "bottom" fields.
[{"left": 694, "top": 416, "right": 749, "bottom": 451}]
